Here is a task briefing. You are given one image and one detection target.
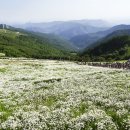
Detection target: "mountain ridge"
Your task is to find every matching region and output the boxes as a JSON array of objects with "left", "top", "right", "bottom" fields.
[
  {"left": 0, "top": 25, "right": 75, "bottom": 60},
  {"left": 13, "top": 20, "right": 109, "bottom": 39},
  {"left": 82, "top": 35, "right": 130, "bottom": 61},
  {"left": 70, "top": 24, "right": 130, "bottom": 50}
]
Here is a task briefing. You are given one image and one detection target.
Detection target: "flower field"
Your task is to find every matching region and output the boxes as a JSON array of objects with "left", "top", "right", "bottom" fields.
[{"left": 0, "top": 58, "right": 130, "bottom": 130}]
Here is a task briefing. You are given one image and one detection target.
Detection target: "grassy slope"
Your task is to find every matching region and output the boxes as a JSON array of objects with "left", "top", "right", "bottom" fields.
[
  {"left": 5, "top": 25, "right": 77, "bottom": 52},
  {"left": 0, "top": 29, "right": 74, "bottom": 59},
  {"left": 30, "top": 32, "right": 77, "bottom": 52}
]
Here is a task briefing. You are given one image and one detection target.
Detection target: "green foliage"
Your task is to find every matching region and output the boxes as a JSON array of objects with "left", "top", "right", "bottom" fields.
[
  {"left": 0, "top": 29, "right": 76, "bottom": 60},
  {"left": 0, "top": 102, "right": 13, "bottom": 122},
  {"left": 82, "top": 35, "right": 130, "bottom": 61},
  {"left": 71, "top": 102, "right": 88, "bottom": 118},
  {"left": 31, "top": 32, "right": 76, "bottom": 52},
  {"left": 0, "top": 68, "right": 6, "bottom": 73},
  {"left": 0, "top": 53, "right": 5, "bottom": 57}
]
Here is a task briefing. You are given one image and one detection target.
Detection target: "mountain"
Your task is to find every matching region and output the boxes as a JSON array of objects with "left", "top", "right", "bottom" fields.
[
  {"left": 102, "top": 29, "right": 130, "bottom": 39},
  {"left": 13, "top": 20, "right": 109, "bottom": 39},
  {"left": 70, "top": 34, "right": 100, "bottom": 50},
  {"left": 3, "top": 24, "right": 76, "bottom": 52},
  {"left": 71, "top": 19, "right": 110, "bottom": 27},
  {"left": 27, "top": 32, "right": 77, "bottom": 51},
  {"left": 86, "top": 29, "right": 130, "bottom": 50},
  {"left": 82, "top": 35, "right": 130, "bottom": 61},
  {"left": 0, "top": 24, "right": 75, "bottom": 59},
  {"left": 70, "top": 24, "right": 130, "bottom": 50},
  {"left": 91, "top": 24, "right": 130, "bottom": 38}
]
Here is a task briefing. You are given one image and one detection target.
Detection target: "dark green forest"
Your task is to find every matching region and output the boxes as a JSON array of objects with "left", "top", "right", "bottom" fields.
[{"left": 82, "top": 35, "right": 130, "bottom": 61}]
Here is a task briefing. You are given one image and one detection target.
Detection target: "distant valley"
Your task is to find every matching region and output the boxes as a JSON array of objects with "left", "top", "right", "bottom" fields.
[
  {"left": 0, "top": 24, "right": 76, "bottom": 60},
  {"left": 1, "top": 19, "right": 130, "bottom": 61},
  {"left": 13, "top": 19, "right": 110, "bottom": 50}
]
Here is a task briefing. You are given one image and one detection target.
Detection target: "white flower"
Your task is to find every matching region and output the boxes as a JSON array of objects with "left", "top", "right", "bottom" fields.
[{"left": 0, "top": 58, "right": 129, "bottom": 129}]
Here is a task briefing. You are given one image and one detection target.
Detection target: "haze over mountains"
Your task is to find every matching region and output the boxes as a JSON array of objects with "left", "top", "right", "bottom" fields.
[
  {"left": 14, "top": 20, "right": 110, "bottom": 39},
  {"left": 13, "top": 19, "right": 110, "bottom": 50},
  {"left": 1, "top": 19, "right": 130, "bottom": 61},
  {"left": 13, "top": 20, "right": 130, "bottom": 51},
  {"left": 71, "top": 24, "right": 130, "bottom": 50},
  {"left": 0, "top": 24, "right": 76, "bottom": 59}
]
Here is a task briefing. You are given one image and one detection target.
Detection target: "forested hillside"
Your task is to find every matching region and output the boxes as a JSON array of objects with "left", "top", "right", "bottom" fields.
[
  {"left": 82, "top": 35, "right": 130, "bottom": 61},
  {"left": 0, "top": 28, "right": 75, "bottom": 60}
]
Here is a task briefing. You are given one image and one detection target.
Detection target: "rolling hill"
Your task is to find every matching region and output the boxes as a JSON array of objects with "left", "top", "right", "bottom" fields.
[
  {"left": 70, "top": 34, "right": 101, "bottom": 50},
  {"left": 1, "top": 25, "right": 76, "bottom": 52},
  {"left": 86, "top": 29, "right": 130, "bottom": 50},
  {"left": 91, "top": 24, "right": 130, "bottom": 38},
  {"left": 82, "top": 35, "right": 130, "bottom": 61},
  {"left": 0, "top": 25, "right": 75, "bottom": 59},
  {"left": 70, "top": 25, "right": 130, "bottom": 50},
  {"left": 29, "top": 32, "right": 77, "bottom": 51}
]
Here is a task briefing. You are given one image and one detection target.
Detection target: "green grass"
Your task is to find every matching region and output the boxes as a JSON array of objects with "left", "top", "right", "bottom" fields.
[
  {"left": 0, "top": 68, "right": 7, "bottom": 73},
  {"left": 43, "top": 96, "right": 58, "bottom": 107},
  {"left": 0, "top": 102, "right": 13, "bottom": 122},
  {"left": 106, "top": 108, "right": 128, "bottom": 130},
  {"left": 115, "top": 60, "right": 127, "bottom": 63},
  {"left": 0, "top": 53, "right": 5, "bottom": 57},
  {"left": 71, "top": 102, "right": 88, "bottom": 118},
  {"left": 34, "top": 78, "right": 62, "bottom": 84}
]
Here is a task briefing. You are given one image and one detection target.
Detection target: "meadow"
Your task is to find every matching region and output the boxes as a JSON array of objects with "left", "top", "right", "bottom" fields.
[{"left": 0, "top": 58, "right": 130, "bottom": 130}]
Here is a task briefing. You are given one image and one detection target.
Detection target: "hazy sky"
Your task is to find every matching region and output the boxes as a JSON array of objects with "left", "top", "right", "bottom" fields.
[{"left": 0, "top": 0, "right": 130, "bottom": 24}]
